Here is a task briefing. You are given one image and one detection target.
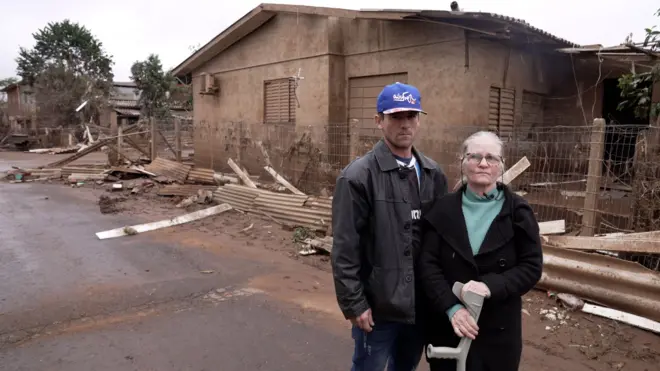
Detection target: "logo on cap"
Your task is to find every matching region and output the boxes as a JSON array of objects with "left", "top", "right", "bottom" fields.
[{"left": 392, "top": 92, "right": 417, "bottom": 104}]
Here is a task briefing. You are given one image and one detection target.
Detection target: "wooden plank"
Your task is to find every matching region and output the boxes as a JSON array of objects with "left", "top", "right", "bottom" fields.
[
  {"left": 227, "top": 158, "right": 256, "bottom": 188},
  {"left": 538, "top": 220, "right": 565, "bottom": 235},
  {"left": 96, "top": 204, "right": 233, "bottom": 240},
  {"left": 502, "top": 156, "right": 531, "bottom": 184},
  {"left": 264, "top": 165, "right": 305, "bottom": 195},
  {"left": 582, "top": 118, "right": 606, "bottom": 236},
  {"left": 581, "top": 304, "right": 660, "bottom": 334}
]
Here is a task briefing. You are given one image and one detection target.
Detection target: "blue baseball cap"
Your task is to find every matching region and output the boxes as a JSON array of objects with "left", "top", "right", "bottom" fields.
[{"left": 376, "top": 82, "right": 426, "bottom": 115}]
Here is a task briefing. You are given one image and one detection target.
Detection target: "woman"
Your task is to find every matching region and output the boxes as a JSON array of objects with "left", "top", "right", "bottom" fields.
[{"left": 419, "top": 131, "right": 543, "bottom": 371}]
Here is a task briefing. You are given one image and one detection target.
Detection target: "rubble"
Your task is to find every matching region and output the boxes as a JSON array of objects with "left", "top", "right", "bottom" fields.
[{"left": 98, "top": 195, "right": 127, "bottom": 214}]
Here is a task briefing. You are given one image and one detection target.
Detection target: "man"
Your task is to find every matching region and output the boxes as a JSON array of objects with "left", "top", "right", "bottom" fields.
[{"left": 331, "top": 82, "right": 449, "bottom": 371}]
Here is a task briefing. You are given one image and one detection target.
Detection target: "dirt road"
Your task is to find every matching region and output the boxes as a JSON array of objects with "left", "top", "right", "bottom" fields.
[
  {"left": 0, "top": 151, "right": 658, "bottom": 370},
  {"left": 0, "top": 183, "right": 351, "bottom": 370}
]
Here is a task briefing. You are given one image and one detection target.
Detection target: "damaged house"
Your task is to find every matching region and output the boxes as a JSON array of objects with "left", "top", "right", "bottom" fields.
[{"left": 173, "top": 3, "right": 659, "bottom": 233}]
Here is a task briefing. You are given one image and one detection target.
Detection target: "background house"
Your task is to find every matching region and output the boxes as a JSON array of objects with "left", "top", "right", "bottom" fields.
[{"left": 1, "top": 81, "right": 36, "bottom": 134}]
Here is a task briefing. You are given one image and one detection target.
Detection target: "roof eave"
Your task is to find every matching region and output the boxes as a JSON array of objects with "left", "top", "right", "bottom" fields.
[{"left": 172, "top": 5, "right": 277, "bottom": 77}]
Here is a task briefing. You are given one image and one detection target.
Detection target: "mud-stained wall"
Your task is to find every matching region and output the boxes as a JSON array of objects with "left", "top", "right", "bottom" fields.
[
  {"left": 191, "top": 13, "right": 333, "bottom": 178},
  {"left": 188, "top": 11, "right": 613, "bottom": 190},
  {"left": 338, "top": 18, "right": 565, "bottom": 183}
]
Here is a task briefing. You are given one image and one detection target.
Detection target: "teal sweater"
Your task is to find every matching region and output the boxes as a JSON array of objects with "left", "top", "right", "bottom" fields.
[{"left": 446, "top": 186, "right": 505, "bottom": 320}]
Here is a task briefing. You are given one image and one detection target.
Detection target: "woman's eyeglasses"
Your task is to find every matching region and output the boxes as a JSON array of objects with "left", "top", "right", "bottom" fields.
[{"left": 464, "top": 153, "right": 502, "bottom": 165}]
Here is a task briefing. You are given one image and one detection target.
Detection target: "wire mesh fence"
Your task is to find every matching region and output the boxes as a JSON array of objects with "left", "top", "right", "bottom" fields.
[
  {"left": 188, "top": 119, "right": 659, "bottom": 269},
  {"left": 152, "top": 118, "right": 194, "bottom": 161}
]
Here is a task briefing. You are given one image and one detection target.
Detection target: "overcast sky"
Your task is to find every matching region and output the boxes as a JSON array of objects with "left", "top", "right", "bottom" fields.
[{"left": 1, "top": 0, "right": 657, "bottom": 81}]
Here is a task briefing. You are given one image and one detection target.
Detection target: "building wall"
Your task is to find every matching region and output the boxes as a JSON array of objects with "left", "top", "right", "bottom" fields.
[
  {"left": 189, "top": 11, "right": 609, "bottom": 187},
  {"left": 337, "top": 18, "right": 562, "bottom": 177}
]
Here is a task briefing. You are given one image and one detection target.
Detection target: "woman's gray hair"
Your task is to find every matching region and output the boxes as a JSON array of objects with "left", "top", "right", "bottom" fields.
[
  {"left": 460, "top": 131, "right": 504, "bottom": 157},
  {"left": 459, "top": 131, "right": 506, "bottom": 183}
]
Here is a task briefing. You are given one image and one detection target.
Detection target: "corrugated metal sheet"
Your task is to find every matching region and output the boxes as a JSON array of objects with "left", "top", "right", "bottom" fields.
[
  {"left": 187, "top": 167, "right": 216, "bottom": 185},
  {"left": 144, "top": 157, "right": 192, "bottom": 183},
  {"left": 211, "top": 184, "right": 332, "bottom": 232},
  {"left": 413, "top": 10, "right": 578, "bottom": 47},
  {"left": 109, "top": 99, "right": 139, "bottom": 108},
  {"left": 114, "top": 108, "right": 141, "bottom": 117},
  {"left": 253, "top": 198, "right": 331, "bottom": 231},
  {"left": 157, "top": 184, "right": 218, "bottom": 197},
  {"left": 213, "top": 185, "right": 258, "bottom": 211},
  {"left": 539, "top": 245, "right": 660, "bottom": 322},
  {"left": 304, "top": 197, "right": 332, "bottom": 209}
]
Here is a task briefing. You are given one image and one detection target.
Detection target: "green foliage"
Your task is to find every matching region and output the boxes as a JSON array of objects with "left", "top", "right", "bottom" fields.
[
  {"left": 130, "top": 54, "right": 181, "bottom": 118},
  {"left": 16, "top": 20, "right": 113, "bottom": 84},
  {"left": 14, "top": 20, "right": 113, "bottom": 127},
  {"left": 0, "top": 77, "right": 19, "bottom": 90},
  {"left": 617, "top": 8, "right": 660, "bottom": 120}
]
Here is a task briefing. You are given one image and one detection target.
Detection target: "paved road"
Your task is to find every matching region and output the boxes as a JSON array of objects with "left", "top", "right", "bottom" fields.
[{"left": 0, "top": 182, "right": 352, "bottom": 371}]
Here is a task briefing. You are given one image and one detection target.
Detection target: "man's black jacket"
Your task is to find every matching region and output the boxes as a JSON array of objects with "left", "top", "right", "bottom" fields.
[{"left": 330, "top": 139, "right": 448, "bottom": 324}]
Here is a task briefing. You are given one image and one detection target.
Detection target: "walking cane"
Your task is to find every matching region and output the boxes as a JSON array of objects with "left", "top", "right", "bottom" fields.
[{"left": 426, "top": 282, "right": 486, "bottom": 371}]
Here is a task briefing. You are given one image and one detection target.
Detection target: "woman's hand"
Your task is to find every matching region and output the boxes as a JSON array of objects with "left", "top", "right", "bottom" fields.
[
  {"left": 461, "top": 280, "right": 491, "bottom": 300},
  {"left": 451, "top": 307, "right": 479, "bottom": 339}
]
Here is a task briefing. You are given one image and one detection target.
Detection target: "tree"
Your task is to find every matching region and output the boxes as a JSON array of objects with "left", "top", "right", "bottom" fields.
[
  {"left": 618, "top": 8, "right": 660, "bottom": 120},
  {"left": 15, "top": 20, "right": 114, "bottom": 127},
  {"left": 130, "top": 54, "right": 188, "bottom": 118}
]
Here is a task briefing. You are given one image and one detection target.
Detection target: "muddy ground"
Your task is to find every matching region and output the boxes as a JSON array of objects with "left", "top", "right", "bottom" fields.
[{"left": 1, "top": 151, "right": 658, "bottom": 371}]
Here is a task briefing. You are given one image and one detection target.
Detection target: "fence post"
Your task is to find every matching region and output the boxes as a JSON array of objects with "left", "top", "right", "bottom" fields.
[
  {"left": 174, "top": 118, "right": 182, "bottom": 162},
  {"left": 150, "top": 116, "right": 157, "bottom": 161},
  {"left": 117, "top": 122, "right": 124, "bottom": 165},
  {"left": 582, "top": 118, "right": 606, "bottom": 236},
  {"left": 349, "top": 119, "right": 359, "bottom": 161}
]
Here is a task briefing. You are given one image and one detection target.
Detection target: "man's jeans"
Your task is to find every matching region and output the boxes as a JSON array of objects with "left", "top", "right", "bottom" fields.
[{"left": 350, "top": 321, "right": 425, "bottom": 371}]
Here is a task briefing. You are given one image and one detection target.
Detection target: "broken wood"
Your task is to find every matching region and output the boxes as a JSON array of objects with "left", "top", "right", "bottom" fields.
[
  {"left": 96, "top": 203, "right": 233, "bottom": 239},
  {"left": 227, "top": 158, "right": 256, "bottom": 188},
  {"left": 45, "top": 139, "right": 110, "bottom": 168},
  {"left": 581, "top": 303, "right": 660, "bottom": 334},
  {"left": 68, "top": 173, "right": 107, "bottom": 182},
  {"left": 256, "top": 141, "right": 272, "bottom": 168},
  {"left": 213, "top": 173, "right": 240, "bottom": 185},
  {"left": 264, "top": 165, "right": 305, "bottom": 195},
  {"left": 545, "top": 234, "right": 660, "bottom": 254},
  {"left": 502, "top": 156, "right": 531, "bottom": 185}
]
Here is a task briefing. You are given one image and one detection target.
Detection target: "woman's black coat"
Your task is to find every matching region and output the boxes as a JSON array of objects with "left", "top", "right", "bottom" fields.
[{"left": 418, "top": 183, "right": 543, "bottom": 371}]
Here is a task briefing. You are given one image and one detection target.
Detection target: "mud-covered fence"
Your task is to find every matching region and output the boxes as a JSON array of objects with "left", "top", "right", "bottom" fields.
[
  {"left": 190, "top": 119, "right": 659, "bottom": 268},
  {"left": 151, "top": 117, "right": 194, "bottom": 161}
]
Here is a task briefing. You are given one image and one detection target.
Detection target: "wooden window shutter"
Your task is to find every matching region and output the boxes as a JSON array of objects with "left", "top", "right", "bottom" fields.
[
  {"left": 264, "top": 78, "right": 296, "bottom": 124},
  {"left": 488, "top": 86, "right": 515, "bottom": 139}
]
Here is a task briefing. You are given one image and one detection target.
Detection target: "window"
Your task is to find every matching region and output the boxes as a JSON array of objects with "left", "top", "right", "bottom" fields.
[
  {"left": 488, "top": 86, "right": 515, "bottom": 139},
  {"left": 264, "top": 78, "right": 296, "bottom": 124}
]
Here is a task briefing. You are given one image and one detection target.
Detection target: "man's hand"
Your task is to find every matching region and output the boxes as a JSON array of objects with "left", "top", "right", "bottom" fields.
[
  {"left": 450, "top": 308, "right": 479, "bottom": 339},
  {"left": 350, "top": 308, "right": 375, "bottom": 332},
  {"left": 461, "top": 280, "right": 490, "bottom": 300}
]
